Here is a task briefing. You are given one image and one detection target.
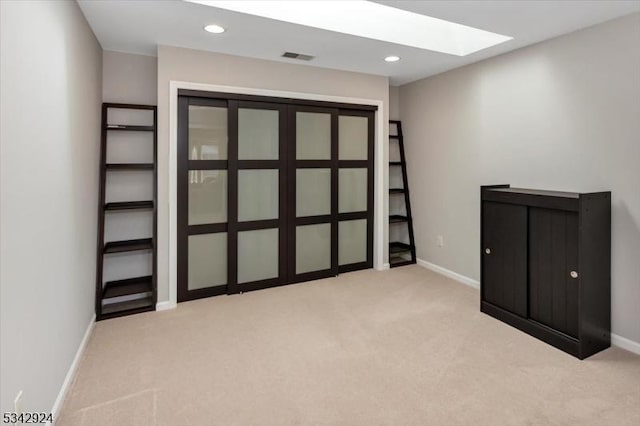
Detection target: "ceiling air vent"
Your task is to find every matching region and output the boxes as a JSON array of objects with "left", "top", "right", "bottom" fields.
[{"left": 282, "top": 52, "right": 315, "bottom": 61}]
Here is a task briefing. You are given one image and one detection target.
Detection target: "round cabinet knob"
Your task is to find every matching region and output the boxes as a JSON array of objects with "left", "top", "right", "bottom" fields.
[
  {"left": 485, "top": 248, "right": 491, "bottom": 255},
  {"left": 570, "top": 271, "right": 579, "bottom": 279}
]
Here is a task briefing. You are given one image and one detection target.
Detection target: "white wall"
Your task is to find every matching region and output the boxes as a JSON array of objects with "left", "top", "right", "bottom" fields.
[
  {"left": 389, "top": 86, "right": 401, "bottom": 121},
  {"left": 0, "top": 0, "right": 102, "bottom": 414},
  {"left": 157, "top": 46, "right": 389, "bottom": 302},
  {"left": 400, "top": 13, "right": 640, "bottom": 344},
  {"left": 103, "top": 50, "right": 157, "bottom": 105}
]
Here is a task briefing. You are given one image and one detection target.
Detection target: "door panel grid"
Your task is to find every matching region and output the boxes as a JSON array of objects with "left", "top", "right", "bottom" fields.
[{"left": 178, "top": 93, "right": 374, "bottom": 302}]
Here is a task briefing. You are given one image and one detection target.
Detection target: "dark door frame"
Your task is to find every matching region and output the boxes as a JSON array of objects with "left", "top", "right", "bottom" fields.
[{"left": 177, "top": 91, "right": 376, "bottom": 302}]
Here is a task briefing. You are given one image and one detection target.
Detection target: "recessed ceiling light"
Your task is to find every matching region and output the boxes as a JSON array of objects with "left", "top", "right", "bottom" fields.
[
  {"left": 204, "top": 24, "right": 225, "bottom": 34},
  {"left": 385, "top": 56, "right": 400, "bottom": 62},
  {"left": 186, "top": 1, "right": 512, "bottom": 56}
]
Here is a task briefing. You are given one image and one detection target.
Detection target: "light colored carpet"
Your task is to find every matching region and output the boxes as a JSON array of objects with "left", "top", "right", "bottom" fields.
[{"left": 58, "top": 266, "right": 640, "bottom": 426}]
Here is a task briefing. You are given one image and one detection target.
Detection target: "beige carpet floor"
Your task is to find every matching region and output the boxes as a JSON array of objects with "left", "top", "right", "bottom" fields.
[{"left": 58, "top": 266, "right": 640, "bottom": 426}]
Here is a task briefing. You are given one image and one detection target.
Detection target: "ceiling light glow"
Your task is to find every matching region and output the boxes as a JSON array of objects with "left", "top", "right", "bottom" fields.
[
  {"left": 384, "top": 56, "right": 400, "bottom": 62},
  {"left": 204, "top": 24, "right": 225, "bottom": 34},
  {"left": 186, "top": 1, "right": 512, "bottom": 56}
]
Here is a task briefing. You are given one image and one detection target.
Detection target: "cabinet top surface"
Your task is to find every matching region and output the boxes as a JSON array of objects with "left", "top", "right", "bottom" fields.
[{"left": 488, "top": 187, "right": 580, "bottom": 199}]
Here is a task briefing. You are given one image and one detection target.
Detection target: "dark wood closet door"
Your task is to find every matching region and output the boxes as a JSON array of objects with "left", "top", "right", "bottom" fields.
[
  {"left": 529, "top": 208, "right": 579, "bottom": 338},
  {"left": 482, "top": 201, "right": 527, "bottom": 317},
  {"left": 177, "top": 90, "right": 376, "bottom": 302},
  {"left": 177, "top": 97, "right": 289, "bottom": 301},
  {"left": 177, "top": 97, "right": 231, "bottom": 302},
  {"left": 286, "top": 105, "right": 339, "bottom": 283}
]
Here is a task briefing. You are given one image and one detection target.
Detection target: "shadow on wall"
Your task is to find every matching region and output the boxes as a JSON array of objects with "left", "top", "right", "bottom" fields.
[{"left": 611, "top": 200, "right": 640, "bottom": 340}]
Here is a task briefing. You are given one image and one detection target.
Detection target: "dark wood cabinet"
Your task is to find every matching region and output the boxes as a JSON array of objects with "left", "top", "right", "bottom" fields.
[{"left": 481, "top": 185, "right": 611, "bottom": 359}]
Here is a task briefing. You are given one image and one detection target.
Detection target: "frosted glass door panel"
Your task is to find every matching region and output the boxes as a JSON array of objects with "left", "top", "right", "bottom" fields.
[
  {"left": 296, "top": 169, "right": 331, "bottom": 217},
  {"left": 339, "top": 116, "right": 368, "bottom": 160},
  {"left": 189, "top": 170, "right": 227, "bottom": 225},
  {"left": 296, "top": 112, "right": 331, "bottom": 159},
  {"left": 296, "top": 224, "right": 331, "bottom": 274},
  {"left": 339, "top": 168, "right": 367, "bottom": 213},
  {"left": 238, "top": 169, "right": 279, "bottom": 222},
  {"left": 339, "top": 219, "right": 367, "bottom": 265},
  {"left": 188, "top": 233, "right": 227, "bottom": 290},
  {"left": 238, "top": 108, "right": 279, "bottom": 160},
  {"left": 238, "top": 229, "right": 279, "bottom": 283},
  {"left": 189, "top": 106, "right": 227, "bottom": 160}
]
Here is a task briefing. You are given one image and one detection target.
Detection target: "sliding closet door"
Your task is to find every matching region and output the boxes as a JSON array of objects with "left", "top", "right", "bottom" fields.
[
  {"left": 178, "top": 97, "right": 287, "bottom": 301},
  {"left": 178, "top": 92, "right": 375, "bottom": 302},
  {"left": 288, "top": 106, "right": 339, "bottom": 282},
  {"left": 232, "top": 101, "right": 287, "bottom": 293},
  {"left": 337, "top": 110, "right": 374, "bottom": 272},
  {"left": 178, "top": 97, "right": 230, "bottom": 301}
]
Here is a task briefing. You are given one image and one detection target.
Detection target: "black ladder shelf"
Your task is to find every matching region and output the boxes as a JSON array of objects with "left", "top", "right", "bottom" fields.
[
  {"left": 389, "top": 120, "right": 417, "bottom": 267},
  {"left": 96, "top": 103, "right": 157, "bottom": 320}
]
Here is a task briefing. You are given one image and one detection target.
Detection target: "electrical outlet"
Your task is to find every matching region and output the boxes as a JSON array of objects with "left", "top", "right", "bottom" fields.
[
  {"left": 14, "top": 390, "right": 23, "bottom": 415},
  {"left": 437, "top": 235, "right": 444, "bottom": 247}
]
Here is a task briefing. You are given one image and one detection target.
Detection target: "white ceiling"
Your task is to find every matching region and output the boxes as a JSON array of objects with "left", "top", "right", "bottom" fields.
[{"left": 78, "top": 0, "right": 640, "bottom": 85}]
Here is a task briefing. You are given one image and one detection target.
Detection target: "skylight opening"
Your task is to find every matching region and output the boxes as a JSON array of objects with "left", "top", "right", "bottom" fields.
[{"left": 186, "top": 0, "right": 513, "bottom": 56}]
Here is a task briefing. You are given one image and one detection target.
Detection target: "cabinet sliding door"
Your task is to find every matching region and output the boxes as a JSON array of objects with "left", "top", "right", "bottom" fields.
[
  {"left": 529, "top": 207, "right": 579, "bottom": 338},
  {"left": 481, "top": 201, "right": 527, "bottom": 317}
]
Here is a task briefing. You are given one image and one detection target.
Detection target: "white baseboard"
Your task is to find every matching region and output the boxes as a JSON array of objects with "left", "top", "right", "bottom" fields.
[
  {"left": 416, "top": 259, "right": 640, "bottom": 356},
  {"left": 156, "top": 301, "right": 177, "bottom": 311},
  {"left": 611, "top": 333, "right": 640, "bottom": 355},
  {"left": 377, "top": 263, "right": 390, "bottom": 271},
  {"left": 50, "top": 314, "right": 95, "bottom": 424},
  {"left": 417, "top": 258, "right": 480, "bottom": 290}
]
